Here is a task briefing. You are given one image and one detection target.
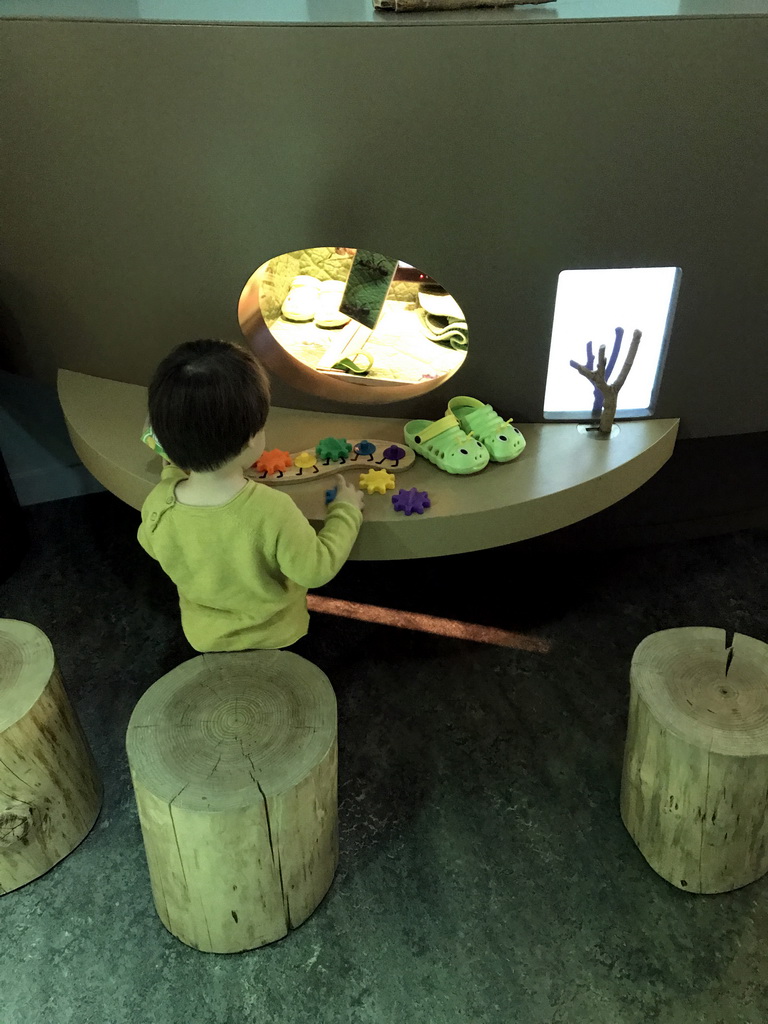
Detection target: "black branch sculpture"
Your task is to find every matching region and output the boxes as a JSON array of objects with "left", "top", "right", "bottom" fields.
[{"left": 570, "top": 328, "right": 642, "bottom": 435}]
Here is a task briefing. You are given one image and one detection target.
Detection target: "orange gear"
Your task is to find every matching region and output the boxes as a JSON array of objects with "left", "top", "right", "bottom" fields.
[{"left": 255, "top": 449, "right": 293, "bottom": 475}]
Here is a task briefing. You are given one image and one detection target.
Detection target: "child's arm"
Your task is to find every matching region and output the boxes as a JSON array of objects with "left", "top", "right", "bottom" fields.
[
  {"left": 137, "top": 511, "right": 156, "bottom": 559},
  {"left": 330, "top": 474, "right": 364, "bottom": 514},
  {"left": 274, "top": 475, "right": 363, "bottom": 589},
  {"left": 137, "top": 463, "right": 187, "bottom": 558}
]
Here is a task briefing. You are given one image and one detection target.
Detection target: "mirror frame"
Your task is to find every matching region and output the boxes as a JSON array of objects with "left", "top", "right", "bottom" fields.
[{"left": 238, "top": 260, "right": 466, "bottom": 406}]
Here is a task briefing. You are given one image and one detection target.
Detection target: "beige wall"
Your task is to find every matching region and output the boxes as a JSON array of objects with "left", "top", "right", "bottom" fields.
[{"left": 1, "top": 13, "right": 767, "bottom": 437}]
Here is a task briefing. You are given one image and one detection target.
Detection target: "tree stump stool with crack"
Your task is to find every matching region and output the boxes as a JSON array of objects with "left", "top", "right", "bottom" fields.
[
  {"left": 621, "top": 627, "right": 768, "bottom": 894},
  {"left": 126, "top": 650, "right": 338, "bottom": 952},
  {"left": 0, "top": 619, "right": 102, "bottom": 894}
]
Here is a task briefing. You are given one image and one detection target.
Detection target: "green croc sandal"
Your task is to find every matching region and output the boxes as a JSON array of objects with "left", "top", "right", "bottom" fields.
[
  {"left": 404, "top": 412, "right": 489, "bottom": 475},
  {"left": 446, "top": 396, "right": 526, "bottom": 462}
]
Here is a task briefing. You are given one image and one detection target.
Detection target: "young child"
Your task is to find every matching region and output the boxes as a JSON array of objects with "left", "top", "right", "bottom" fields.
[{"left": 137, "top": 338, "right": 364, "bottom": 652}]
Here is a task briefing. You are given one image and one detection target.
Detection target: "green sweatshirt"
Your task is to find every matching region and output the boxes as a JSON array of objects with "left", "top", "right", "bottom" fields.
[{"left": 137, "top": 465, "right": 362, "bottom": 652}]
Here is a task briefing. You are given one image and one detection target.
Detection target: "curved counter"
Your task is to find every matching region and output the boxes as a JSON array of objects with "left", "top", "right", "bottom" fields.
[{"left": 58, "top": 369, "right": 678, "bottom": 560}]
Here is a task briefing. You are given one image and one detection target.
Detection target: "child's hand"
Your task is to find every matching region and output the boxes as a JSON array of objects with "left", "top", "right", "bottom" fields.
[{"left": 332, "top": 474, "right": 364, "bottom": 513}]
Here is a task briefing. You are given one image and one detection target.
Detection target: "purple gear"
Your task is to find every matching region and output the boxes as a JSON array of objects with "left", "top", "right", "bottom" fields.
[
  {"left": 392, "top": 487, "right": 431, "bottom": 516},
  {"left": 378, "top": 444, "right": 407, "bottom": 466}
]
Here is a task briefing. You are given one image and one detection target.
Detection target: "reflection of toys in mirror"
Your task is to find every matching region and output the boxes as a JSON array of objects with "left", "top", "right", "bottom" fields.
[
  {"left": 249, "top": 438, "right": 416, "bottom": 485},
  {"left": 339, "top": 249, "right": 399, "bottom": 330},
  {"left": 239, "top": 247, "right": 470, "bottom": 402},
  {"left": 417, "top": 287, "right": 468, "bottom": 351},
  {"left": 359, "top": 469, "right": 396, "bottom": 495},
  {"left": 392, "top": 488, "right": 431, "bottom": 516}
]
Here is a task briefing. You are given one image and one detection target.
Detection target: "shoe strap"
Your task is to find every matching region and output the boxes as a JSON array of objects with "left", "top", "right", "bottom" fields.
[
  {"left": 416, "top": 412, "right": 464, "bottom": 444},
  {"left": 463, "top": 404, "right": 509, "bottom": 440}
]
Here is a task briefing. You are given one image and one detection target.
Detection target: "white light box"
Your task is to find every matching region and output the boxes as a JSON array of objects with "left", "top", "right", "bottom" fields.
[{"left": 543, "top": 267, "right": 681, "bottom": 420}]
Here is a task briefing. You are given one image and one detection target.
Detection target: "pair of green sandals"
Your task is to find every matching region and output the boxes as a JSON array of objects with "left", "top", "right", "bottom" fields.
[{"left": 404, "top": 396, "right": 526, "bottom": 475}]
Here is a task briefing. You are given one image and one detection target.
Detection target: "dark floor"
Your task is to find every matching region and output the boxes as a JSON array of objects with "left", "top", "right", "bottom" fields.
[{"left": 2, "top": 492, "right": 768, "bottom": 1024}]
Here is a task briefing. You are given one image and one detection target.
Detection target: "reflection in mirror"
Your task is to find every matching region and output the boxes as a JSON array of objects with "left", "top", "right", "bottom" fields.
[{"left": 238, "top": 246, "right": 468, "bottom": 404}]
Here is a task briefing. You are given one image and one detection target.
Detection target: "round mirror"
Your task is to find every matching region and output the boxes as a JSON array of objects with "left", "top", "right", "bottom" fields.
[{"left": 238, "top": 246, "right": 468, "bottom": 405}]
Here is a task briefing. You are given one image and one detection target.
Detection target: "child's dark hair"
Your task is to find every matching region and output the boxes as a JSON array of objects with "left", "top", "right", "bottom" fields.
[{"left": 148, "top": 339, "right": 271, "bottom": 472}]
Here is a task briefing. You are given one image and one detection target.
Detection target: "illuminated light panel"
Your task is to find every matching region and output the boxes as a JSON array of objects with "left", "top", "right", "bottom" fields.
[
  {"left": 544, "top": 267, "right": 681, "bottom": 420},
  {"left": 307, "top": 595, "right": 550, "bottom": 652}
]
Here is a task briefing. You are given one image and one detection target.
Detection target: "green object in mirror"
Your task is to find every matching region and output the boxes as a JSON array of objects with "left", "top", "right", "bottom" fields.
[
  {"left": 330, "top": 354, "right": 374, "bottom": 375},
  {"left": 339, "top": 250, "right": 398, "bottom": 330}
]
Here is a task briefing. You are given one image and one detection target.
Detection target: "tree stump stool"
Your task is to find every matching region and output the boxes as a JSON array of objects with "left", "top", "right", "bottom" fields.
[
  {"left": 0, "top": 619, "right": 102, "bottom": 894},
  {"left": 126, "top": 649, "right": 338, "bottom": 953},
  {"left": 621, "top": 627, "right": 768, "bottom": 894}
]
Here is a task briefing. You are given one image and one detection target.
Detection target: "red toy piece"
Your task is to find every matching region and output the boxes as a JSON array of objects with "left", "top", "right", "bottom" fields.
[{"left": 254, "top": 449, "right": 293, "bottom": 478}]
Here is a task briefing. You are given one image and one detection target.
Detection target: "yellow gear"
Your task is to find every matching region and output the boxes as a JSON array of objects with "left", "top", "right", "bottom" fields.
[
  {"left": 293, "top": 450, "right": 317, "bottom": 469},
  {"left": 359, "top": 469, "right": 396, "bottom": 495}
]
